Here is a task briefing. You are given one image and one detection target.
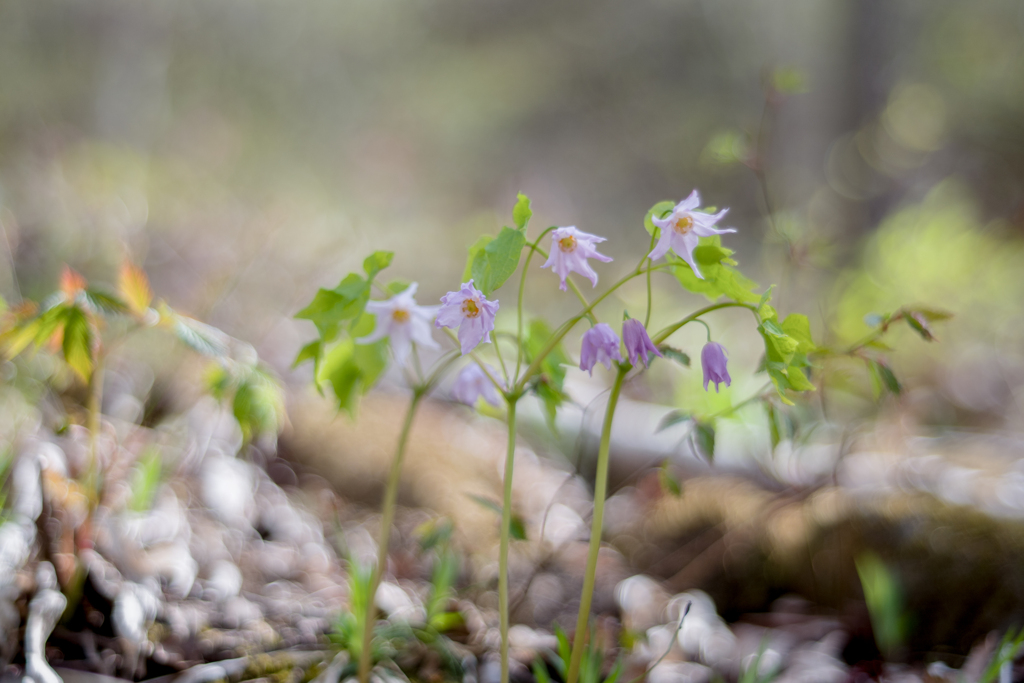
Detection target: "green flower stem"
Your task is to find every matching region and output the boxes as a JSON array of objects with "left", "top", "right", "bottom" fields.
[
  {"left": 565, "top": 364, "right": 628, "bottom": 683},
  {"left": 517, "top": 227, "right": 557, "bottom": 379},
  {"left": 85, "top": 350, "right": 104, "bottom": 508},
  {"left": 493, "top": 332, "right": 510, "bottom": 384},
  {"left": 514, "top": 262, "right": 674, "bottom": 393},
  {"left": 358, "top": 386, "right": 425, "bottom": 683},
  {"left": 651, "top": 302, "right": 759, "bottom": 346},
  {"left": 643, "top": 233, "right": 656, "bottom": 328},
  {"left": 498, "top": 393, "right": 521, "bottom": 683}
]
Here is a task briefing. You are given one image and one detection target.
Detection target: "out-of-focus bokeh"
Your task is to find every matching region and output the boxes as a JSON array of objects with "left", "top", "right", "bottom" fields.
[
  {"left": 3, "top": 0, "right": 1023, "bottom": 402},
  {"left": 4, "top": 1, "right": 1024, "bottom": 680}
]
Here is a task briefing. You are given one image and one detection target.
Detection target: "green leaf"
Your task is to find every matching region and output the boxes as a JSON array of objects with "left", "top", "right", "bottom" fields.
[
  {"left": 657, "top": 409, "right": 691, "bottom": 433},
  {"left": 525, "top": 319, "right": 571, "bottom": 431},
  {"left": 904, "top": 312, "right": 935, "bottom": 341},
  {"left": 757, "top": 285, "right": 776, "bottom": 320},
  {"left": 760, "top": 326, "right": 799, "bottom": 366},
  {"left": 660, "top": 345, "right": 690, "bottom": 367},
  {"left": 644, "top": 200, "right": 677, "bottom": 237},
  {"left": 172, "top": 315, "right": 230, "bottom": 357},
  {"left": 471, "top": 226, "right": 526, "bottom": 295},
  {"left": 84, "top": 289, "right": 129, "bottom": 316},
  {"left": 467, "top": 494, "right": 527, "bottom": 540},
  {"left": 362, "top": 251, "right": 394, "bottom": 280},
  {"left": 785, "top": 365, "right": 814, "bottom": 391},
  {"left": 604, "top": 659, "right": 625, "bottom": 683},
  {"left": 62, "top": 306, "right": 93, "bottom": 382},
  {"left": 554, "top": 625, "right": 571, "bottom": 676},
  {"left": 231, "top": 367, "right": 286, "bottom": 442},
  {"left": 855, "top": 552, "right": 907, "bottom": 659},
  {"left": 385, "top": 279, "right": 411, "bottom": 295},
  {"left": 907, "top": 307, "right": 952, "bottom": 322},
  {"left": 128, "top": 447, "right": 163, "bottom": 512},
  {"left": 352, "top": 338, "right": 389, "bottom": 389},
  {"left": 868, "top": 359, "right": 901, "bottom": 396},
  {"left": 532, "top": 660, "right": 552, "bottom": 683},
  {"left": 672, "top": 237, "right": 760, "bottom": 304},
  {"left": 781, "top": 314, "right": 816, "bottom": 353},
  {"left": 428, "top": 611, "right": 464, "bottom": 633},
  {"left": 293, "top": 339, "right": 322, "bottom": 376},
  {"left": 295, "top": 273, "right": 371, "bottom": 342},
  {"left": 317, "top": 337, "right": 387, "bottom": 415},
  {"left": 693, "top": 421, "right": 715, "bottom": 461},
  {"left": 2, "top": 304, "right": 63, "bottom": 358},
  {"left": 462, "top": 235, "right": 495, "bottom": 283},
  {"left": 534, "top": 378, "right": 568, "bottom": 434},
  {"left": 318, "top": 340, "right": 361, "bottom": 414},
  {"left": 658, "top": 460, "right": 682, "bottom": 497},
  {"left": 765, "top": 402, "right": 781, "bottom": 449},
  {"left": 512, "top": 193, "right": 532, "bottom": 231}
]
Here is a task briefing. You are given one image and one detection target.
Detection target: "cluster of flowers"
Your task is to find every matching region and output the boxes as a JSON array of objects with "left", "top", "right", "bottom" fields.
[{"left": 357, "top": 190, "right": 733, "bottom": 400}]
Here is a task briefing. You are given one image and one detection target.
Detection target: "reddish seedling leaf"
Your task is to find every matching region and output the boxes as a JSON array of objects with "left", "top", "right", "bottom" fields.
[
  {"left": 119, "top": 261, "right": 153, "bottom": 315},
  {"left": 60, "top": 266, "right": 87, "bottom": 298}
]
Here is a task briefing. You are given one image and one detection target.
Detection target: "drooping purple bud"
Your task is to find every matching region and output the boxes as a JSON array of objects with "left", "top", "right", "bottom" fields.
[
  {"left": 451, "top": 363, "right": 503, "bottom": 407},
  {"left": 701, "top": 341, "right": 731, "bottom": 392},
  {"left": 621, "top": 318, "right": 663, "bottom": 368},
  {"left": 579, "top": 323, "right": 623, "bottom": 375}
]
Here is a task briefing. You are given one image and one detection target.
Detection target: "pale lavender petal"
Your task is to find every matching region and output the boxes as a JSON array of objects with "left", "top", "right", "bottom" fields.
[
  {"left": 648, "top": 229, "right": 674, "bottom": 261},
  {"left": 567, "top": 226, "right": 607, "bottom": 243},
  {"left": 675, "top": 232, "right": 704, "bottom": 279},
  {"left": 692, "top": 223, "right": 737, "bottom": 237},
  {"left": 435, "top": 303, "right": 465, "bottom": 329},
  {"left": 579, "top": 241, "right": 614, "bottom": 263},
  {"left": 451, "top": 363, "right": 503, "bottom": 407},
  {"left": 410, "top": 315, "right": 440, "bottom": 350},
  {"left": 390, "top": 325, "right": 413, "bottom": 365},
  {"left": 677, "top": 190, "right": 701, "bottom": 212},
  {"left": 413, "top": 304, "right": 441, "bottom": 321},
  {"left": 457, "top": 315, "right": 490, "bottom": 354},
  {"left": 364, "top": 300, "right": 392, "bottom": 315}
]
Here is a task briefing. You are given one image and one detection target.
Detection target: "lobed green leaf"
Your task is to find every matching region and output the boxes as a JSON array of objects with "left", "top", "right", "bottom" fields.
[{"left": 471, "top": 226, "right": 526, "bottom": 295}]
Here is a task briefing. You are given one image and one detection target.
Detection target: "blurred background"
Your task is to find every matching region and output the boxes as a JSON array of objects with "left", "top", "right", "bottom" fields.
[{"left": 3, "top": 0, "right": 1024, "bottom": 428}]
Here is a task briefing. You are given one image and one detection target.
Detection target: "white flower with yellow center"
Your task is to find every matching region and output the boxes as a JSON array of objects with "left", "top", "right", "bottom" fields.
[
  {"left": 357, "top": 283, "right": 439, "bottom": 364},
  {"left": 648, "top": 190, "right": 736, "bottom": 279},
  {"left": 541, "top": 226, "right": 613, "bottom": 292}
]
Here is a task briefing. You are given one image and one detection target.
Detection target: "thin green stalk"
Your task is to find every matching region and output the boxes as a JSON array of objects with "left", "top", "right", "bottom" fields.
[
  {"left": 514, "top": 262, "right": 673, "bottom": 393},
  {"left": 493, "top": 332, "right": 510, "bottom": 384},
  {"left": 85, "top": 351, "right": 104, "bottom": 508},
  {"left": 358, "top": 388, "right": 425, "bottom": 683},
  {"left": 651, "top": 302, "right": 759, "bottom": 346},
  {"left": 517, "top": 227, "right": 557, "bottom": 380},
  {"left": 499, "top": 395, "right": 520, "bottom": 683},
  {"left": 643, "top": 233, "right": 656, "bottom": 328},
  {"left": 527, "top": 242, "right": 597, "bottom": 324},
  {"left": 565, "top": 365, "right": 627, "bottom": 683}
]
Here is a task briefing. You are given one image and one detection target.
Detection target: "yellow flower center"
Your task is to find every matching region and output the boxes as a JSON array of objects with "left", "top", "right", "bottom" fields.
[
  {"left": 461, "top": 298, "right": 481, "bottom": 318},
  {"left": 673, "top": 215, "right": 694, "bottom": 234},
  {"left": 392, "top": 309, "right": 410, "bottom": 323},
  {"left": 558, "top": 235, "right": 577, "bottom": 253}
]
